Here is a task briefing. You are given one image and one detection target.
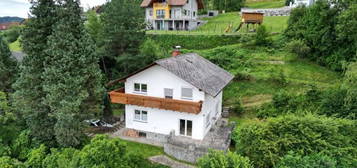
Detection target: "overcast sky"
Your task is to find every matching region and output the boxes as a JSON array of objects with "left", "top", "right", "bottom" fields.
[{"left": 0, "top": 0, "right": 108, "bottom": 18}]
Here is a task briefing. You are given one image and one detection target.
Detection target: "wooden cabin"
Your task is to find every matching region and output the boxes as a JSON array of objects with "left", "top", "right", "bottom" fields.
[{"left": 241, "top": 12, "right": 264, "bottom": 24}]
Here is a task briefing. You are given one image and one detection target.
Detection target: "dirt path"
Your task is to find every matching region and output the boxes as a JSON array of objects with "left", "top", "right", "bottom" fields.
[
  {"left": 242, "top": 94, "right": 272, "bottom": 108},
  {"left": 149, "top": 155, "right": 196, "bottom": 168}
]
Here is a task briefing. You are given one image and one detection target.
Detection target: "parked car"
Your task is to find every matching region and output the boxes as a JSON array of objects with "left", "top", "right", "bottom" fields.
[{"left": 85, "top": 119, "right": 114, "bottom": 128}]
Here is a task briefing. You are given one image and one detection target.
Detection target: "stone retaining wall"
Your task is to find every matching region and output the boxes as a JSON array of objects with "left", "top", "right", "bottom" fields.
[
  {"left": 164, "top": 119, "right": 234, "bottom": 163},
  {"left": 241, "top": 7, "right": 293, "bottom": 16}
]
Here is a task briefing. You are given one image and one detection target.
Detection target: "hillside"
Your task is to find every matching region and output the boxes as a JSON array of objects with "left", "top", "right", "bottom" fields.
[
  {"left": 0, "top": 16, "right": 24, "bottom": 23},
  {"left": 147, "top": 12, "right": 288, "bottom": 35},
  {"left": 181, "top": 39, "right": 341, "bottom": 126},
  {"left": 246, "top": 0, "right": 286, "bottom": 9}
]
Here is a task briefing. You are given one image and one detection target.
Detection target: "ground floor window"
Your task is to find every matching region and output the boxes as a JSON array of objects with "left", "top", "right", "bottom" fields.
[
  {"left": 134, "top": 110, "right": 148, "bottom": 122},
  {"left": 179, "top": 119, "right": 192, "bottom": 136}
]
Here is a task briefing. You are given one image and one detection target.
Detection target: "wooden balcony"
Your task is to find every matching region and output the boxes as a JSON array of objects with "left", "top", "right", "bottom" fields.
[{"left": 109, "top": 88, "right": 203, "bottom": 114}]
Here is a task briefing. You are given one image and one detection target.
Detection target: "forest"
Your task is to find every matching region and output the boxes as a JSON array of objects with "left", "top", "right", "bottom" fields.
[{"left": 0, "top": 0, "right": 356, "bottom": 167}]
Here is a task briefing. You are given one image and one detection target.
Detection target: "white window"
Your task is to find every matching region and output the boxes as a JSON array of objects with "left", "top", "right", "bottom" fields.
[
  {"left": 181, "top": 87, "right": 193, "bottom": 100},
  {"left": 164, "top": 88, "right": 173, "bottom": 99},
  {"left": 134, "top": 83, "right": 147, "bottom": 93},
  {"left": 134, "top": 110, "right": 148, "bottom": 122},
  {"left": 149, "top": 9, "right": 153, "bottom": 16},
  {"left": 179, "top": 119, "right": 192, "bottom": 136}
]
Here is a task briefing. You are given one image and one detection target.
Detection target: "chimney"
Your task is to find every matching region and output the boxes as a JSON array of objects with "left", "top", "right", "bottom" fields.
[{"left": 172, "top": 46, "right": 181, "bottom": 57}]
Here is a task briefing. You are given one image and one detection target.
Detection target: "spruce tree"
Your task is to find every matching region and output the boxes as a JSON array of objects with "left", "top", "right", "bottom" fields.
[
  {"left": 0, "top": 35, "right": 17, "bottom": 92},
  {"left": 100, "top": 0, "right": 146, "bottom": 80},
  {"left": 43, "top": 0, "right": 104, "bottom": 147},
  {"left": 12, "top": 0, "right": 58, "bottom": 145}
]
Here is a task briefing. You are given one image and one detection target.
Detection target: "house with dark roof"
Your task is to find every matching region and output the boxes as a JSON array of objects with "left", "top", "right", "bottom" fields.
[
  {"left": 109, "top": 48, "right": 233, "bottom": 143},
  {"left": 141, "top": 0, "right": 204, "bottom": 30}
]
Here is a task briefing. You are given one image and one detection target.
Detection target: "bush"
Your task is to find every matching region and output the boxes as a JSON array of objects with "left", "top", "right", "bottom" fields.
[
  {"left": 319, "top": 88, "right": 356, "bottom": 119},
  {"left": 233, "top": 114, "right": 357, "bottom": 168},
  {"left": 276, "top": 152, "right": 337, "bottom": 168},
  {"left": 255, "top": 25, "right": 271, "bottom": 46},
  {"left": 0, "top": 156, "right": 25, "bottom": 168},
  {"left": 285, "top": 39, "right": 311, "bottom": 58},
  {"left": 232, "top": 98, "right": 244, "bottom": 115},
  {"left": 198, "top": 150, "right": 253, "bottom": 168},
  {"left": 268, "top": 68, "right": 288, "bottom": 86},
  {"left": 148, "top": 34, "right": 249, "bottom": 50},
  {"left": 3, "top": 26, "right": 21, "bottom": 43}
]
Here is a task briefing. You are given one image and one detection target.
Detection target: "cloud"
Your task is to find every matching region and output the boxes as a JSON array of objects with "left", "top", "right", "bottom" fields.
[{"left": 0, "top": 0, "right": 108, "bottom": 18}]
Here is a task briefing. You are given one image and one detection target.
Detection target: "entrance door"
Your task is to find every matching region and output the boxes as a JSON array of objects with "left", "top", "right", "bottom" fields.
[{"left": 179, "top": 119, "right": 192, "bottom": 137}]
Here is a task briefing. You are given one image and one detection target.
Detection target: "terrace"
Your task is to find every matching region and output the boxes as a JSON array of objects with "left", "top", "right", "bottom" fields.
[{"left": 109, "top": 88, "right": 203, "bottom": 114}]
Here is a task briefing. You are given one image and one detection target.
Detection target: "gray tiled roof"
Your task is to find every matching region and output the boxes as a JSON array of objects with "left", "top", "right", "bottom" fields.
[{"left": 155, "top": 53, "right": 233, "bottom": 97}]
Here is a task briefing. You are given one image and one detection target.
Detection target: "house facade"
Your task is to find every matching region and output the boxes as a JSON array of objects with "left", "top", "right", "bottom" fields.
[
  {"left": 140, "top": 0, "right": 204, "bottom": 30},
  {"left": 290, "top": 0, "right": 315, "bottom": 7},
  {"left": 109, "top": 52, "right": 233, "bottom": 141}
]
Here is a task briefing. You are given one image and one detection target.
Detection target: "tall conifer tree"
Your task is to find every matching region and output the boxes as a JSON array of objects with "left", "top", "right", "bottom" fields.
[
  {"left": 43, "top": 0, "right": 104, "bottom": 147},
  {"left": 13, "top": 0, "right": 58, "bottom": 145},
  {"left": 100, "top": 0, "right": 146, "bottom": 79},
  {"left": 0, "top": 35, "right": 17, "bottom": 92}
]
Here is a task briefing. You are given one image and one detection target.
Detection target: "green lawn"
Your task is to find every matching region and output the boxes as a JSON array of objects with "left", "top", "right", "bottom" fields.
[
  {"left": 147, "top": 12, "right": 289, "bottom": 35},
  {"left": 119, "top": 138, "right": 164, "bottom": 158},
  {"left": 246, "top": 0, "right": 286, "bottom": 9},
  {"left": 9, "top": 39, "right": 22, "bottom": 51}
]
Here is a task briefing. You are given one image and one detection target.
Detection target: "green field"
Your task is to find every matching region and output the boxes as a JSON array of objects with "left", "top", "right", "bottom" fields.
[
  {"left": 9, "top": 39, "right": 22, "bottom": 51},
  {"left": 246, "top": 0, "right": 286, "bottom": 9},
  {"left": 147, "top": 12, "right": 289, "bottom": 35}
]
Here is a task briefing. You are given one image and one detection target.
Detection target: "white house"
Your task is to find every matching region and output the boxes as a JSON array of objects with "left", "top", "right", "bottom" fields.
[
  {"left": 109, "top": 51, "right": 233, "bottom": 141},
  {"left": 140, "top": 0, "right": 204, "bottom": 30},
  {"left": 290, "top": 0, "right": 315, "bottom": 7}
]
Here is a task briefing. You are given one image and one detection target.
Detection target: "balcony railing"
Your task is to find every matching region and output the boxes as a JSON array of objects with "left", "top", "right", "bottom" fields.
[
  {"left": 109, "top": 88, "right": 203, "bottom": 114},
  {"left": 153, "top": 2, "right": 169, "bottom": 8}
]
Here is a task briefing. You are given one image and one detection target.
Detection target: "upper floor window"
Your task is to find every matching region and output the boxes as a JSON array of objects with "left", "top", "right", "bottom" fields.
[
  {"left": 134, "top": 83, "right": 147, "bottom": 93},
  {"left": 134, "top": 110, "right": 148, "bottom": 122},
  {"left": 156, "top": 10, "right": 165, "bottom": 19},
  {"left": 181, "top": 87, "right": 193, "bottom": 100},
  {"left": 149, "top": 9, "right": 153, "bottom": 16},
  {"left": 164, "top": 88, "right": 173, "bottom": 99},
  {"left": 187, "top": 0, "right": 189, "bottom": 4},
  {"left": 183, "top": 10, "right": 187, "bottom": 16},
  {"left": 193, "top": 11, "right": 196, "bottom": 17}
]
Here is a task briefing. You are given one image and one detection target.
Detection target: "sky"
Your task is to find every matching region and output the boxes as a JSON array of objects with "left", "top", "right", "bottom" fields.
[{"left": 0, "top": 0, "right": 108, "bottom": 18}]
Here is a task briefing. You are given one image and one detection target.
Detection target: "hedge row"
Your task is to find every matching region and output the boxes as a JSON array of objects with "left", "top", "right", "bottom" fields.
[{"left": 147, "top": 34, "right": 253, "bottom": 50}]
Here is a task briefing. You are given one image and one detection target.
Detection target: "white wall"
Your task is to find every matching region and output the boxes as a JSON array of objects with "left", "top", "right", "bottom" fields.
[
  {"left": 126, "top": 105, "right": 205, "bottom": 139},
  {"left": 182, "top": 0, "right": 198, "bottom": 19},
  {"left": 202, "top": 91, "right": 222, "bottom": 135},
  {"left": 125, "top": 65, "right": 205, "bottom": 102}
]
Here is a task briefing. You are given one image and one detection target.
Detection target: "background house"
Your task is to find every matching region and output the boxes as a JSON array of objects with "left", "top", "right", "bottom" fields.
[{"left": 141, "top": 0, "right": 204, "bottom": 30}]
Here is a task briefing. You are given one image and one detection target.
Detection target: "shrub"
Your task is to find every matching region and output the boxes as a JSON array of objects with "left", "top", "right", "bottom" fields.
[
  {"left": 25, "top": 144, "right": 48, "bottom": 168},
  {"left": 198, "top": 150, "right": 253, "bottom": 168},
  {"left": 276, "top": 152, "right": 337, "bottom": 168},
  {"left": 0, "top": 156, "right": 25, "bottom": 168},
  {"left": 268, "top": 68, "right": 288, "bottom": 86},
  {"left": 233, "top": 114, "right": 357, "bottom": 168},
  {"left": 232, "top": 98, "right": 244, "bottom": 116},
  {"left": 255, "top": 25, "right": 271, "bottom": 46},
  {"left": 319, "top": 88, "right": 356, "bottom": 119},
  {"left": 3, "top": 26, "right": 21, "bottom": 43},
  {"left": 148, "top": 34, "right": 249, "bottom": 50},
  {"left": 285, "top": 39, "right": 311, "bottom": 58}
]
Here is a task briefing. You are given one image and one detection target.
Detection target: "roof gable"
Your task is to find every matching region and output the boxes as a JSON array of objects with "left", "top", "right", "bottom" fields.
[
  {"left": 155, "top": 53, "right": 233, "bottom": 97},
  {"left": 111, "top": 53, "right": 234, "bottom": 97}
]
